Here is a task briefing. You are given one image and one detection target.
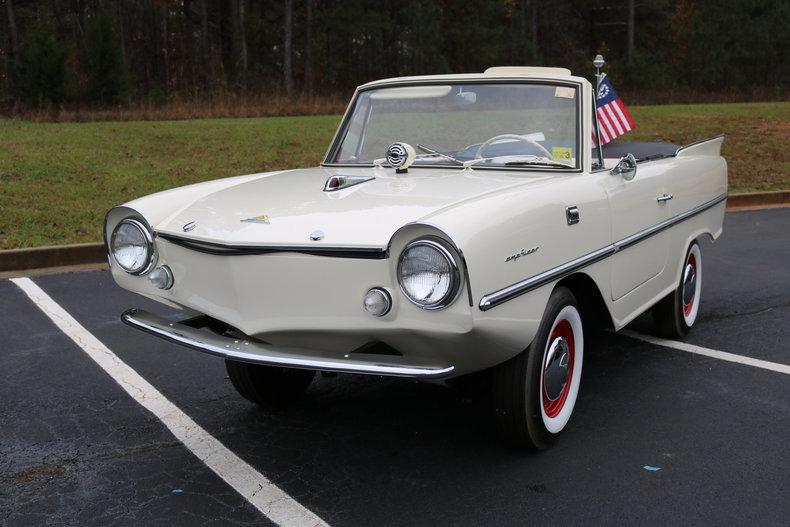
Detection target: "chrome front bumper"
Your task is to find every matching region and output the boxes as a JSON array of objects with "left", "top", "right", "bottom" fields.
[{"left": 121, "top": 309, "right": 456, "bottom": 379}]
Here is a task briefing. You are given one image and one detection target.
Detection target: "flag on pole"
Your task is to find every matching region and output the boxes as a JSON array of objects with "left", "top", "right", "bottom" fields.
[{"left": 594, "top": 75, "right": 635, "bottom": 145}]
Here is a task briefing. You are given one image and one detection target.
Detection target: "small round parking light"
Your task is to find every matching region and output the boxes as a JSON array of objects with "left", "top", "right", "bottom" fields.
[
  {"left": 363, "top": 288, "right": 391, "bottom": 317},
  {"left": 148, "top": 265, "right": 174, "bottom": 290}
]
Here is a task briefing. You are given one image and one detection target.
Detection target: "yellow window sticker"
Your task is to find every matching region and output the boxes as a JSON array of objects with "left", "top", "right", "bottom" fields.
[{"left": 551, "top": 147, "right": 573, "bottom": 163}]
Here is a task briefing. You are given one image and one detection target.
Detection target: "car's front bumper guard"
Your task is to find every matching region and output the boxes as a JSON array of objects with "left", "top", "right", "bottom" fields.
[{"left": 121, "top": 309, "right": 455, "bottom": 379}]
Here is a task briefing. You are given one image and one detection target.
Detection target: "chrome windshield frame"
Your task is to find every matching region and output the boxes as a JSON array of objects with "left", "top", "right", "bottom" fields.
[{"left": 322, "top": 78, "right": 584, "bottom": 174}]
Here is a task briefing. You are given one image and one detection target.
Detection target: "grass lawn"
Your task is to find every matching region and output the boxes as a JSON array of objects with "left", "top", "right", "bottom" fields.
[{"left": 0, "top": 101, "right": 787, "bottom": 250}]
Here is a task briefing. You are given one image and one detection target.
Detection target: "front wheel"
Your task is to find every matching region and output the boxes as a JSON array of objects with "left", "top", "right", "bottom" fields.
[
  {"left": 225, "top": 360, "right": 315, "bottom": 407},
  {"left": 492, "top": 287, "right": 584, "bottom": 449},
  {"left": 653, "top": 241, "right": 702, "bottom": 338}
]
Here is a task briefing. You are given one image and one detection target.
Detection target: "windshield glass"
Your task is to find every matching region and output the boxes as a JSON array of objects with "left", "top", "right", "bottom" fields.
[{"left": 329, "top": 82, "right": 579, "bottom": 168}]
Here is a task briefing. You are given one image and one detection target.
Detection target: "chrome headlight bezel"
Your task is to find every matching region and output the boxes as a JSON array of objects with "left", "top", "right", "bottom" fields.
[
  {"left": 397, "top": 238, "right": 462, "bottom": 310},
  {"left": 110, "top": 218, "right": 156, "bottom": 275}
]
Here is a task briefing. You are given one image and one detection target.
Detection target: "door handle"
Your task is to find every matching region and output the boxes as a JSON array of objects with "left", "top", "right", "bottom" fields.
[{"left": 656, "top": 193, "right": 673, "bottom": 202}]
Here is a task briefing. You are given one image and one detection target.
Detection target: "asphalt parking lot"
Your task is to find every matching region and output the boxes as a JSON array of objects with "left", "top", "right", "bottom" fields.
[{"left": 2, "top": 207, "right": 788, "bottom": 526}]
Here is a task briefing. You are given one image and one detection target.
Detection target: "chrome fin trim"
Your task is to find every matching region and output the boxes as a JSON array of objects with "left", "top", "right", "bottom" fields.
[
  {"left": 122, "top": 309, "right": 456, "bottom": 379},
  {"left": 479, "top": 193, "right": 727, "bottom": 311}
]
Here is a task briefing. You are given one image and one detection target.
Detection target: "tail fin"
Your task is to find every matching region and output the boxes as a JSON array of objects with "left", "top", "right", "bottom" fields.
[{"left": 676, "top": 134, "right": 724, "bottom": 157}]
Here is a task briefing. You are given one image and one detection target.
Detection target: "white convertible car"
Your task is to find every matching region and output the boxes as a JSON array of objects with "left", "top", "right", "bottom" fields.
[{"left": 106, "top": 66, "right": 727, "bottom": 449}]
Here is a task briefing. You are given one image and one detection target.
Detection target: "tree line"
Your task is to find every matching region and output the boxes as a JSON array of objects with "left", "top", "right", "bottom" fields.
[{"left": 1, "top": 0, "right": 788, "bottom": 112}]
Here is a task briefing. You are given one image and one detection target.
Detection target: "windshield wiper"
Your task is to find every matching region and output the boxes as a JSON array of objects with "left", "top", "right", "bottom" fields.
[
  {"left": 415, "top": 144, "right": 464, "bottom": 165},
  {"left": 504, "top": 158, "right": 572, "bottom": 169}
]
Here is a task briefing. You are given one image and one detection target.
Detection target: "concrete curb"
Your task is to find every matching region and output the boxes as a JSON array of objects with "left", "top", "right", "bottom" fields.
[
  {"left": 725, "top": 190, "right": 790, "bottom": 210},
  {"left": 1, "top": 191, "right": 788, "bottom": 275},
  {"left": 0, "top": 243, "right": 106, "bottom": 274}
]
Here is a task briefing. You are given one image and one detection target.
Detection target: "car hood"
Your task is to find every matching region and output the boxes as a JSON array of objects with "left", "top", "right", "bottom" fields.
[{"left": 155, "top": 166, "right": 553, "bottom": 248}]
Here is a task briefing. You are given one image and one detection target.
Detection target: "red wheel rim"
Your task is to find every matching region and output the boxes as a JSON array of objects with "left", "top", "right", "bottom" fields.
[
  {"left": 683, "top": 253, "right": 697, "bottom": 317},
  {"left": 542, "top": 319, "right": 575, "bottom": 418}
]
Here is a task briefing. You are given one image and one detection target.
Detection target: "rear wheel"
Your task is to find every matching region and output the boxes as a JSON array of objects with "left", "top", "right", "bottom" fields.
[
  {"left": 225, "top": 360, "right": 315, "bottom": 407},
  {"left": 492, "top": 287, "right": 584, "bottom": 449},
  {"left": 653, "top": 241, "right": 702, "bottom": 338}
]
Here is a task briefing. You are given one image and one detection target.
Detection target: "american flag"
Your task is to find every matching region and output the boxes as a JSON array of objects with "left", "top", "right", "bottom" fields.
[{"left": 593, "top": 75, "right": 635, "bottom": 145}]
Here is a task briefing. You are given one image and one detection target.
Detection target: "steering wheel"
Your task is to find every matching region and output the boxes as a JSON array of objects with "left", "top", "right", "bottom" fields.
[{"left": 475, "top": 134, "right": 552, "bottom": 160}]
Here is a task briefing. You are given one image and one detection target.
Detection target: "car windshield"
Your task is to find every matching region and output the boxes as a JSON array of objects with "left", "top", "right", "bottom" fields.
[{"left": 328, "top": 82, "right": 580, "bottom": 169}]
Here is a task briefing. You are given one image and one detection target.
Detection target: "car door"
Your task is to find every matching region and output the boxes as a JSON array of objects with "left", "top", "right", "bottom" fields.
[{"left": 603, "top": 158, "right": 671, "bottom": 300}]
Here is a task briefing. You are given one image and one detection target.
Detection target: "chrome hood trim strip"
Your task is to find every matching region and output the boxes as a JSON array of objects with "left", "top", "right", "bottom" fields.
[
  {"left": 122, "top": 309, "right": 455, "bottom": 379},
  {"left": 479, "top": 193, "right": 727, "bottom": 311}
]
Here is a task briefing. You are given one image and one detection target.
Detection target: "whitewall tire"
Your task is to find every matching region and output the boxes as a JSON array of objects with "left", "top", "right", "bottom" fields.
[
  {"left": 492, "top": 287, "right": 584, "bottom": 449},
  {"left": 653, "top": 241, "right": 702, "bottom": 338}
]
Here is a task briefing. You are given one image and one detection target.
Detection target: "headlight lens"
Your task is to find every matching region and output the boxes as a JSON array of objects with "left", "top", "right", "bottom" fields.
[
  {"left": 111, "top": 218, "right": 154, "bottom": 274},
  {"left": 397, "top": 239, "right": 460, "bottom": 309}
]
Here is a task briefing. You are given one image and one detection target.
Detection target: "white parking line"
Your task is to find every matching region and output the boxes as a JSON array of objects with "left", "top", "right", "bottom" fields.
[
  {"left": 12, "top": 277, "right": 328, "bottom": 527},
  {"left": 620, "top": 330, "right": 790, "bottom": 375}
]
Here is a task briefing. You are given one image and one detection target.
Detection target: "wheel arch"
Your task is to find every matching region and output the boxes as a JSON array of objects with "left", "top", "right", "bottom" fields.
[{"left": 554, "top": 272, "right": 614, "bottom": 331}]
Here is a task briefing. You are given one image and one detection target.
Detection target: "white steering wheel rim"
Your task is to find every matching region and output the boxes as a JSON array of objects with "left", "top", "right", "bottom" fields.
[{"left": 475, "top": 133, "right": 552, "bottom": 160}]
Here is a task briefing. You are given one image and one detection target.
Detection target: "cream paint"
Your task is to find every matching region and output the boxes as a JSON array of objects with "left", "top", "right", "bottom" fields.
[{"left": 106, "top": 71, "right": 727, "bottom": 379}]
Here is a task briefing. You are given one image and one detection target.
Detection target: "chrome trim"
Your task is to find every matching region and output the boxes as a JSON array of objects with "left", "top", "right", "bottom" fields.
[
  {"left": 388, "top": 222, "right": 474, "bottom": 307},
  {"left": 323, "top": 78, "right": 583, "bottom": 173},
  {"left": 479, "top": 193, "right": 727, "bottom": 311},
  {"left": 157, "top": 232, "right": 387, "bottom": 259},
  {"left": 480, "top": 244, "right": 615, "bottom": 311},
  {"left": 363, "top": 287, "right": 392, "bottom": 317},
  {"left": 566, "top": 206, "right": 580, "bottom": 225},
  {"left": 397, "top": 238, "right": 462, "bottom": 310},
  {"left": 610, "top": 153, "right": 637, "bottom": 180},
  {"left": 656, "top": 193, "right": 674, "bottom": 202},
  {"left": 323, "top": 174, "right": 375, "bottom": 192},
  {"left": 121, "top": 309, "right": 455, "bottom": 379},
  {"left": 148, "top": 265, "right": 174, "bottom": 290},
  {"left": 613, "top": 193, "right": 726, "bottom": 252},
  {"left": 111, "top": 218, "right": 157, "bottom": 275}
]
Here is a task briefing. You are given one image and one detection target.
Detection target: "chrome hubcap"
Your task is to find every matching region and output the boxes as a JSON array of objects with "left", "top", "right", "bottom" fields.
[
  {"left": 544, "top": 336, "right": 571, "bottom": 400},
  {"left": 682, "top": 261, "right": 696, "bottom": 307}
]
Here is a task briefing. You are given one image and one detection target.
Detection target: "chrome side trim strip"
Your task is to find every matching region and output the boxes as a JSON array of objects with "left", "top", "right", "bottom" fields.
[
  {"left": 479, "top": 193, "right": 727, "bottom": 311},
  {"left": 479, "top": 245, "right": 616, "bottom": 311},
  {"left": 122, "top": 309, "right": 456, "bottom": 379},
  {"left": 613, "top": 193, "right": 727, "bottom": 252}
]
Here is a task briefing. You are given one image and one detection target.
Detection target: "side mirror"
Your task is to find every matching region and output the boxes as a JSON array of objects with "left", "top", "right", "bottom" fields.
[{"left": 610, "top": 152, "right": 637, "bottom": 181}]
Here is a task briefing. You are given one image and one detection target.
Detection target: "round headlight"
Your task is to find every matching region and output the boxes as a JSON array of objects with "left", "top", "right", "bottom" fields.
[
  {"left": 397, "top": 239, "right": 461, "bottom": 309},
  {"left": 111, "top": 218, "right": 155, "bottom": 274}
]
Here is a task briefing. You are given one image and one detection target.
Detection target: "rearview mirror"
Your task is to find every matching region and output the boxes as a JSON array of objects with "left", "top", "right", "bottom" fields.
[
  {"left": 610, "top": 153, "right": 637, "bottom": 181},
  {"left": 455, "top": 90, "right": 477, "bottom": 105}
]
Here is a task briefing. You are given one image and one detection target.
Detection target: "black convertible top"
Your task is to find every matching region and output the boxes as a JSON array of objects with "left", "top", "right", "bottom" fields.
[{"left": 601, "top": 141, "right": 679, "bottom": 161}]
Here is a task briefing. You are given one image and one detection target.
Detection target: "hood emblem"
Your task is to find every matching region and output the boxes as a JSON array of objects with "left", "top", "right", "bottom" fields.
[
  {"left": 241, "top": 214, "right": 270, "bottom": 225},
  {"left": 323, "top": 174, "right": 375, "bottom": 192},
  {"left": 183, "top": 221, "right": 197, "bottom": 232},
  {"left": 309, "top": 229, "right": 324, "bottom": 241}
]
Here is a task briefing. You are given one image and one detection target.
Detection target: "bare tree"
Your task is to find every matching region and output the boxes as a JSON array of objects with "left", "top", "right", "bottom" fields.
[
  {"left": 6, "top": 0, "right": 19, "bottom": 63},
  {"left": 304, "top": 0, "right": 313, "bottom": 96},
  {"left": 200, "top": 0, "right": 209, "bottom": 91},
  {"left": 627, "top": 0, "right": 635, "bottom": 62},
  {"left": 530, "top": 0, "right": 538, "bottom": 54},
  {"left": 161, "top": 1, "right": 170, "bottom": 94},
  {"left": 283, "top": 0, "right": 293, "bottom": 96},
  {"left": 239, "top": 0, "right": 247, "bottom": 88}
]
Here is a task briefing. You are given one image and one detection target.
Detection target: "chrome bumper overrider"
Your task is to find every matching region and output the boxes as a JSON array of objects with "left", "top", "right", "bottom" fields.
[{"left": 121, "top": 309, "right": 455, "bottom": 379}]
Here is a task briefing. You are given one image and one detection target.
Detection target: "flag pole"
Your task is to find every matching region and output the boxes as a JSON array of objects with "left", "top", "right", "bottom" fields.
[{"left": 592, "top": 54, "right": 606, "bottom": 168}]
